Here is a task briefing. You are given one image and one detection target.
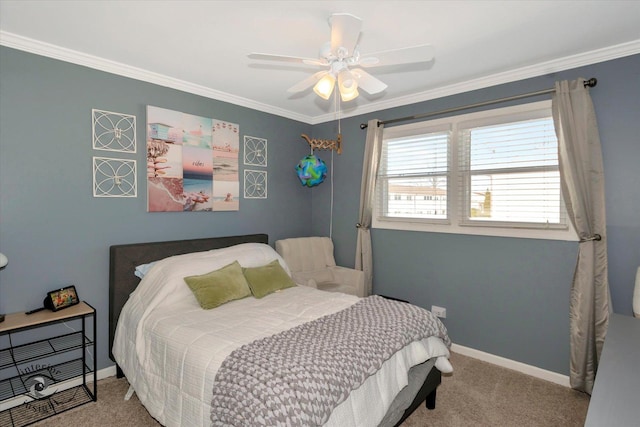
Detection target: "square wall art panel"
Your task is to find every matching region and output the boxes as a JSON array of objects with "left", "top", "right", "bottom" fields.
[{"left": 146, "top": 106, "right": 239, "bottom": 212}]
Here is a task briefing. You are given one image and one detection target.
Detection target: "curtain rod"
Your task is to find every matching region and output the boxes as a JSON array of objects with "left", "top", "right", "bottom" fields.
[{"left": 359, "top": 77, "right": 597, "bottom": 130}]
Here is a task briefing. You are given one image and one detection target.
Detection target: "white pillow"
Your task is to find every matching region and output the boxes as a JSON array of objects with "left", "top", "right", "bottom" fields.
[
  {"left": 133, "top": 243, "right": 290, "bottom": 279},
  {"left": 134, "top": 261, "right": 158, "bottom": 279}
]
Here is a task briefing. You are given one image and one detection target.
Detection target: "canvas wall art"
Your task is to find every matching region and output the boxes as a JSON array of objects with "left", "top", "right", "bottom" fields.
[
  {"left": 212, "top": 120, "right": 240, "bottom": 211},
  {"left": 146, "top": 106, "right": 239, "bottom": 212}
]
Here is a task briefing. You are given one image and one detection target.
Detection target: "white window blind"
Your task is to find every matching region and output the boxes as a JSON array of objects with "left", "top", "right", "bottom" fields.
[
  {"left": 459, "top": 115, "right": 564, "bottom": 227},
  {"left": 377, "top": 124, "right": 450, "bottom": 220}
]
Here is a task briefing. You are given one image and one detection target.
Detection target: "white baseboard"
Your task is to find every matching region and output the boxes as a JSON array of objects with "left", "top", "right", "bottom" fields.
[
  {"left": 97, "top": 365, "right": 117, "bottom": 380},
  {"left": 451, "top": 343, "right": 570, "bottom": 388}
]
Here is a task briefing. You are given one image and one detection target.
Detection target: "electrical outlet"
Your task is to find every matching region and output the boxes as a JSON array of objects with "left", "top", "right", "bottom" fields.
[{"left": 431, "top": 305, "right": 447, "bottom": 318}]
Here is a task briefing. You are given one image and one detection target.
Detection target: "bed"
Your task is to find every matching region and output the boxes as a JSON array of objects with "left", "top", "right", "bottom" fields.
[{"left": 108, "top": 234, "right": 452, "bottom": 426}]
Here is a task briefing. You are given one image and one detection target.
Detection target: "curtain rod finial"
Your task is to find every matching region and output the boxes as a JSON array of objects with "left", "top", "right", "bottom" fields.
[
  {"left": 585, "top": 78, "right": 597, "bottom": 88},
  {"left": 360, "top": 120, "right": 382, "bottom": 130}
]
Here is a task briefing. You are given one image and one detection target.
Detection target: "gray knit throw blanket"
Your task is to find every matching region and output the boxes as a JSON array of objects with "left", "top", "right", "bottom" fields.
[{"left": 210, "top": 295, "right": 451, "bottom": 426}]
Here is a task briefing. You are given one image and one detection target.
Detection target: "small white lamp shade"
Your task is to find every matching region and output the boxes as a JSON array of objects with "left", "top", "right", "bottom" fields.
[
  {"left": 313, "top": 74, "right": 336, "bottom": 100},
  {"left": 0, "top": 253, "right": 7, "bottom": 268},
  {"left": 633, "top": 266, "right": 640, "bottom": 318},
  {"left": 338, "top": 70, "right": 359, "bottom": 102}
]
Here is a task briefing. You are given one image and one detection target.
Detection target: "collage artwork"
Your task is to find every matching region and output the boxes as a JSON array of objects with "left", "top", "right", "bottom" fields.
[{"left": 146, "top": 106, "right": 239, "bottom": 212}]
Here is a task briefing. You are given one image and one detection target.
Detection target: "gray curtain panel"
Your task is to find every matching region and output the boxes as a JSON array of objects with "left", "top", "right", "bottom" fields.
[
  {"left": 552, "top": 78, "right": 611, "bottom": 394},
  {"left": 356, "top": 119, "right": 384, "bottom": 296}
]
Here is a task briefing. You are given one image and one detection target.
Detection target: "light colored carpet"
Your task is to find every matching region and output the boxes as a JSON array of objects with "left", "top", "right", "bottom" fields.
[
  {"left": 29, "top": 352, "right": 589, "bottom": 426},
  {"left": 401, "top": 352, "right": 590, "bottom": 427}
]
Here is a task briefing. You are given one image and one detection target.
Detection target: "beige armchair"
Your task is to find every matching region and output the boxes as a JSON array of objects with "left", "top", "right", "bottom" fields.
[{"left": 275, "top": 236, "right": 365, "bottom": 297}]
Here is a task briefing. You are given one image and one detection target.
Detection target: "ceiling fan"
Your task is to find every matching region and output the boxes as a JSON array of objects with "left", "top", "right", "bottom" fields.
[{"left": 248, "top": 13, "right": 435, "bottom": 102}]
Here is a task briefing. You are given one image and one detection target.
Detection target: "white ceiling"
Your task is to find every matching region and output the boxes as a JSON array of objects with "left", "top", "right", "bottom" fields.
[{"left": 1, "top": 1, "right": 639, "bottom": 124}]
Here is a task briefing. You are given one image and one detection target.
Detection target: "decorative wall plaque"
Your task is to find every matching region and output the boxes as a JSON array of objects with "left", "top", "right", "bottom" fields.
[
  {"left": 93, "top": 157, "right": 137, "bottom": 197},
  {"left": 243, "top": 170, "right": 267, "bottom": 199},
  {"left": 243, "top": 136, "right": 267, "bottom": 167},
  {"left": 92, "top": 109, "right": 136, "bottom": 153}
]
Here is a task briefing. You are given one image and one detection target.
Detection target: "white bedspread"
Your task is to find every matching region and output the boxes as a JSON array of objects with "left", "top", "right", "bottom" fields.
[{"left": 112, "top": 243, "right": 451, "bottom": 427}]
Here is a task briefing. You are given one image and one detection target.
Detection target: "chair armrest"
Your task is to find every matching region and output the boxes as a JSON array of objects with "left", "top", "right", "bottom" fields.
[
  {"left": 330, "top": 266, "right": 365, "bottom": 297},
  {"left": 291, "top": 272, "right": 318, "bottom": 289}
]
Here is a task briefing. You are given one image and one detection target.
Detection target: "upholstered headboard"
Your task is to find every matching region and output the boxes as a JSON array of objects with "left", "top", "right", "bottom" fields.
[{"left": 108, "top": 233, "right": 269, "bottom": 362}]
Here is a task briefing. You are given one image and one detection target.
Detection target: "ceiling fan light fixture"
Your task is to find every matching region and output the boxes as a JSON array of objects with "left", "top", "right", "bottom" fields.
[
  {"left": 338, "top": 69, "right": 358, "bottom": 101},
  {"left": 313, "top": 74, "right": 336, "bottom": 100},
  {"left": 338, "top": 69, "right": 355, "bottom": 89},
  {"left": 340, "top": 86, "right": 359, "bottom": 102},
  {"left": 249, "top": 13, "right": 435, "bottom": 105}
]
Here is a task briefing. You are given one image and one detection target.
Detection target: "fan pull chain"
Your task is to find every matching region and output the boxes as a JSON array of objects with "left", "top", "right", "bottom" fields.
[{"left": 330, "top": 91, "right": 339, "bottom": 239}]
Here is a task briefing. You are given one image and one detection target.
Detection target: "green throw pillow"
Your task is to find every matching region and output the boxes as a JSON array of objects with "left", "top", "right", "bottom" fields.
[
  {"left": 242, "top": 260, "right": 297, "bottom": 298},
  {"left": 184, "top": 261, "right": 251, "bottom": 309}
]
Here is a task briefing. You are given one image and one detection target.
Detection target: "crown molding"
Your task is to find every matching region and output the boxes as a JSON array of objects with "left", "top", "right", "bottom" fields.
[
  {"left": 0, "top": 31, "right": 312, "bottom": 124},
  {"left": 2, "top": 31, "right": 638, "bottom": 126},
  {"left": 310, "top": 39, "right": 640, "bottom": 124}
]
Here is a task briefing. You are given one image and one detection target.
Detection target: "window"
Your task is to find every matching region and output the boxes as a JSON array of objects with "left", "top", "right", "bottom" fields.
[
  {"left": 377, "top": 121, "right": 450, "bottom": 221},
  {"left": 374, "top": 101, "right": 577, "bottom": 240}
]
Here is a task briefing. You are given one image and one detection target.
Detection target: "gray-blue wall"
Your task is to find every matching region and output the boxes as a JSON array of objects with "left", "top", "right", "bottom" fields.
[
  {"left": 0, "top": 46, "right": 313, "bottom": 370},
  {"left": 311, "top": 54, "right": 640, "bottom": 375},
  {"left": 1, "top": 45, "right": 639, "bottom": 377}
]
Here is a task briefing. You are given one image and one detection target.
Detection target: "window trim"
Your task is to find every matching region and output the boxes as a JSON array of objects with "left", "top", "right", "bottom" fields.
[{"left": 373, "top": 100, "right": 578, "bottom": 241}]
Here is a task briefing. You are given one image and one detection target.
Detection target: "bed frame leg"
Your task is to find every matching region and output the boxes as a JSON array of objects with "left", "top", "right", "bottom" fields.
[
  {"left": 124, "top": 385, "right": 135, "bottom": 401},
  {"left": 116, "top": 364, "right": 125, "bottom": 379},
  {"left": 425, "top": 388, "right": 437, "bottom": 410}
]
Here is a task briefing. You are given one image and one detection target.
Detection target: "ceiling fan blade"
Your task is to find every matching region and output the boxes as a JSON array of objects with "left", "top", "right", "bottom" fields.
[
  {"left": 360, "top": 44, "right": 435, "bottom": 68},
  {"left": 248, "top": 52, "right": 322, "bottom": 65},
  {"left": 329, "top": 13, "right": 362, "bottom": 56},
  {"left": 287, "top": 71, "right": 328, "bottom": 93},
  {"left": 351, "top": 68, "right": 388, "bottom": 94}
]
